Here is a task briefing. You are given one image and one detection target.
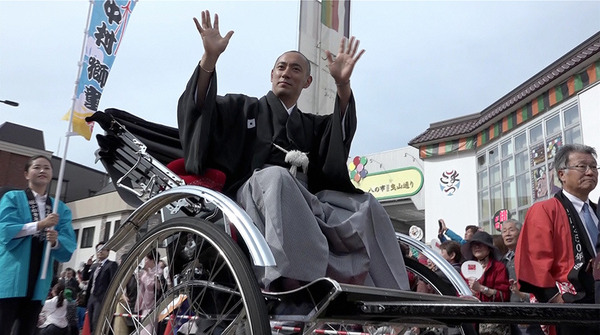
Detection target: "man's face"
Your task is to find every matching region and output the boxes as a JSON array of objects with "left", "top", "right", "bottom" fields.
[
  {"left": 270, "top": 52, "right": 312, "bottom": 105},
  {"left": 558, "top": 152, "right": 598, "bottom": 198},
  {"left": 96, "top": 244, "right": 109, "bottom": 261},
  {"left": 501, "top": 222, "right": 520, "bottom": 250}
]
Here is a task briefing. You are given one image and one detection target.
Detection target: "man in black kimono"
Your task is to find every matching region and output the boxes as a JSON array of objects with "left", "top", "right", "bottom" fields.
[{"left": 178, "top": 10, "right": 408, "bottom": 291}]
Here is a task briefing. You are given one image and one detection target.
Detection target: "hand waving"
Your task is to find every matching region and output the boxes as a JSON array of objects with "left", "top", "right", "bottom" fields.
[
  {"left": 193, "top": 10, "right": 234, "bottom": 66},
  {"left": 325, "top": 36, "right": 365, "bottom": 85}
]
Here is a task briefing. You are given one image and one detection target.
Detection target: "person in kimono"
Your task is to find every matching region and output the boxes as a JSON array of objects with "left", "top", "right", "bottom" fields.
[{"left": 177, "top": 10, "right": 408, "bottom": 292}]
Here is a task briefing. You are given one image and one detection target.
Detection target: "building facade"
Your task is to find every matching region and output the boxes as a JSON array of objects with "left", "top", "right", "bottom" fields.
[
  {"left": 348, "top": 146, "right": 426, "bottom": 236},
  {"left": 408, "top": 32, "right": 600, "bottom": 240},
  {"left": 62, "top": 190, "right": 135, "bottom": 270}
]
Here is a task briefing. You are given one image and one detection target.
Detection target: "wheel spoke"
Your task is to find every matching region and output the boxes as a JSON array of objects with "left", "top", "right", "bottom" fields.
[{"left": 97, "top": 218, "right": 270, "bottom": 334}]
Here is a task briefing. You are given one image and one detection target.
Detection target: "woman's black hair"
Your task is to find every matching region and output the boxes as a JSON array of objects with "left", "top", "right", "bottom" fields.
[
  {"left": 146, "top": 249, "right": 161, "bottom": 261},
  {"left": 24, "top": 155, "right": 53, "bottom": 172},
  {"left": 54, "top": 282, "right": 66, "bottom": 308}
]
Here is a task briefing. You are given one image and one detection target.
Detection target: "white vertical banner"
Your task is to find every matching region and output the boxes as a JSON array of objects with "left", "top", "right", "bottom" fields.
[
  {"left": 320, "top": 0, "right": 350, "bottom": 53},
  {"left": 298, "top": 0, "right": 320, "bottom": 114},
  {"left": 63, "top": 0, "right": 137, "bottom": 140},
  {"left": 42, "top": 0, "right": 137, "bottom": 280},
  {"left": 298, "top": 0, "right": 350, "bottom": 115}
]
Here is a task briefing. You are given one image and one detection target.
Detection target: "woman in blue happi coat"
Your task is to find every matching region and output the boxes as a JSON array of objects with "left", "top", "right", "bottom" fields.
[{"left": 0, "top": 155, "right": 76, "bottom": 335}]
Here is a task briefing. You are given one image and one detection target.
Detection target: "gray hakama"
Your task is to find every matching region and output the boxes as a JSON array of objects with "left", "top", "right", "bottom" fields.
[{"left": 236, "top": 166, "right": 409, "bottom": 291}]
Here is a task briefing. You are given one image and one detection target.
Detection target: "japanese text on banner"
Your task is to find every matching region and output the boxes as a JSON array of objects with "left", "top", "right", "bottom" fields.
[{"left": 65, "top": 0, "right": 136, "bottom": 140}]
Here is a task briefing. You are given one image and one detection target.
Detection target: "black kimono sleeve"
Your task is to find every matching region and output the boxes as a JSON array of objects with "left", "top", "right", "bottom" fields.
[
  {"left": 177, "top": 65, "right": 214, "bottom": 177},
  {"left": 315, "top": 93, "right": 359, "bottom": 193},
  {"left": 176, "top": 65, "right": 260, "bottom": 195},
  {"left": 288, "top": 93, "right": 360, "bottom": 194}
]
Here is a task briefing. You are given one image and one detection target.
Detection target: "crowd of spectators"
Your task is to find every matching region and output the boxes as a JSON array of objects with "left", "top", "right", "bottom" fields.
[{"left": 21, "top": 242, "right": 173, "bottom": 335}]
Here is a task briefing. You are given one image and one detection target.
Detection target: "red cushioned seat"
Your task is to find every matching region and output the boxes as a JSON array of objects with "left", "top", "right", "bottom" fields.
[{"left": 167, "top": 158, "right": 226, "bottom": 192}]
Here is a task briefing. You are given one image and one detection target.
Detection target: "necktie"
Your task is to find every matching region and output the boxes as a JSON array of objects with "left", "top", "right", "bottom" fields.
[
  {"left": 582, "top": 203, "right": 598, "bottom": 248},
  {"left": 91, "top": 263, "right": 102, "bottom": 295},
  {"left": 504, "top": 250, "right": 515, "bottom": 263}
]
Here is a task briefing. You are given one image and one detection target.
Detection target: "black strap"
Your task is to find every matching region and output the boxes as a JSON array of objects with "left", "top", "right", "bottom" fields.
[
  {"left": 554, "top": 191, "right": 595, "bottom": 303},
  {"left": 24, "top": 188, "right": 52, "bottom": 299}
]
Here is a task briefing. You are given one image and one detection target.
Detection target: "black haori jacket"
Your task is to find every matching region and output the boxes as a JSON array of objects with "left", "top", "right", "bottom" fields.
[{"left": 177, "top": 65, "right": 361, "bottom": 197}]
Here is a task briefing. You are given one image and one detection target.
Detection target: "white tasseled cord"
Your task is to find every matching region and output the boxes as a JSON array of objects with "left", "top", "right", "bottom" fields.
[{"left": 272, "top": 143, "right": 308, "bottom": 177}]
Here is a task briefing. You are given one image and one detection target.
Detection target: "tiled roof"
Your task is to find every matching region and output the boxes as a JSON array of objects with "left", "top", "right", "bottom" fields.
[
  {"left": 409, "top": 31, "right": 600, "bottom": 146},
  {"left": 0, "top": 122, "right": 45, "bottom": 150}
]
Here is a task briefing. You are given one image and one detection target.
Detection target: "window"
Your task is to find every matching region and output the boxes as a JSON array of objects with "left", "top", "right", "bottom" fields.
[
  {"left": 514, "top": 132, "right": 527, "bottom": 151},
  {"left": 73, "top": 229, "right": 79, "bottom": 245},
  {"left": 490, "top": 185, "right": 502, "bottom": 222},
  {"left": 81, "top": 227, "right": 95, "bottom": 248},
  {"left": 565, "top": 126, "right": 582, "bottom": 144},
  {"left": 476, "top": 101, "right": 580, "bottom": 227},
  {"left": 529, "top": 124, "right": 543, "bottom": 144},
  {"left": 113, "top": 220, "right": 121, "bottom": 234},
  {"left": 563, "top": 104, "right": 582, "bottom": 145},
  {"left": 478, "top": 190, "right": 489, "bottom": 222},
  {"left": 103, "top": 221, "right": 112, "bottom": 242},
  {"left": 500, "top": 140, "right": 513, "bottom": 158},
  {"left": 477, "top": 169, "right": 488, "bottom": 190},
  {"left": 546, "top": 115, "right": 561, "bottom": 136},
  {"left": 503, "top": 179, "right": 516, "bottom": 210},
  {"left": 489, "top": 164, "right": 501, "bottom": 185},
  {"left": 563, "top": 105, "right": 579, "bottom": 126},
  {"left": 515, "top": 150, "right": 528, "bottom": 174},
  {"left": 489, "top": 149, "right": 499, "bottom": 165},
  {"left": 501, "top": 157, "right": 514, "bottom": 179},
  {"left": 516, "top": 173, "right": 531, "bottom": 207}
]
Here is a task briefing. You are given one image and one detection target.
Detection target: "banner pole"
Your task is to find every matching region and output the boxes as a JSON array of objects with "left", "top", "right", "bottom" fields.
[{"left": 40, "top": 0, "right": 94, "bottom": 280}]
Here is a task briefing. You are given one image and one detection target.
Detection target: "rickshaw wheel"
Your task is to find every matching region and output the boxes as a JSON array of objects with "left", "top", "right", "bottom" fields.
[
  {"left": 402, "top": 257, "right": 477, "bottom": 335},
  {"left": 96, "top": 217, "right": 270, "bottom": 335}
]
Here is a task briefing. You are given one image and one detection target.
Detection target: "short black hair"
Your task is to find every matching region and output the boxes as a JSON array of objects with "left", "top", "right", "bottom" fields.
[
  {"left": 96, "top": 242, "right": 109, "bottom": 251},
  {"left": 275, "top": 51, "right": 311, "bottom": 76},
  {"left": 465, "top": 225, "right": 479, "bottom": 235}
]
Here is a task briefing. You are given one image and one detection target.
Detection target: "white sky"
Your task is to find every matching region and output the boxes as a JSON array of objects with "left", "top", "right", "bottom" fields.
[{"left": 1, "top": 1, "right": 599, "bottom": 171}]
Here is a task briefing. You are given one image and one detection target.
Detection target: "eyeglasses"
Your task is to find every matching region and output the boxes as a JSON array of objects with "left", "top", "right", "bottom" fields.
[{"left": 562, "top": 165, "right": 600, "bottom": 173}]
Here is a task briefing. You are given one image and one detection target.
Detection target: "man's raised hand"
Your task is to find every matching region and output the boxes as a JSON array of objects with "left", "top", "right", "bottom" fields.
[
  {"left": 325, "top": 36, "right": 365, "bottom": 85},
  {"left": 193, "top": 10, "right": 234, "bottom": 71}
]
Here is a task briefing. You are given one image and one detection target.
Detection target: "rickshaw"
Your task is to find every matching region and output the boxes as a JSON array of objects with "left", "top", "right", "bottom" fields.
[{"left": 87, "top": 109, "right": 600, "bottom": 335}]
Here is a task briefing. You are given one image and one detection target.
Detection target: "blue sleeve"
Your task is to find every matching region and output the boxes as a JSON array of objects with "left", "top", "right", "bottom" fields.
[
  {"left": 50, "top": 200, "right": 76, "bottom": 263},
  {"left": 445, "top": 228, "right": 466, "bottom": 245},
  {"left": 0, "top": 191, "right": 29, "bottom": 250},
  {"left": 438, "top": 233, "right": 447, "bottom": 243}
]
